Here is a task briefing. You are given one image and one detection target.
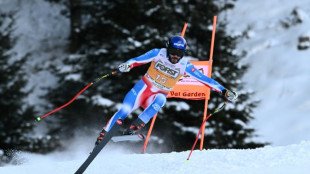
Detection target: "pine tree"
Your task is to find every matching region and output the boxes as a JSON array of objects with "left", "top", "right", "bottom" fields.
[
  {"left": 45, "top": 0, "right": 267, "bottom": 152},
  {"left": 0, "top": 12, "right": 59, "bottom": 165}
]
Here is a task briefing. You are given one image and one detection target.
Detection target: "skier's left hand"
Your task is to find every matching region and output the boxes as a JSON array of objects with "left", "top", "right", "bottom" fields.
[{"left": 222, "top": 89, "right": 238, "bottom": 102}]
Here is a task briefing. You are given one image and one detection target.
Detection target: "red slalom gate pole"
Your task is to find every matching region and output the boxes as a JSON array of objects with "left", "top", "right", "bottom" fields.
[{"left": 36, "top": 70, "right": 119, "bottom": 122}]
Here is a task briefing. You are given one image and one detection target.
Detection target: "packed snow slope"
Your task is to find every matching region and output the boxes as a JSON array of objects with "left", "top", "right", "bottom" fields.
[
  {"left": 225, "top": 0, "right": 310, "bottom": 145},
  {"left": 1, "top": 141, "right": 310, "bottom": 174},
  {"left": 1, "top": 0, "right": 309, "bottom": 148}
]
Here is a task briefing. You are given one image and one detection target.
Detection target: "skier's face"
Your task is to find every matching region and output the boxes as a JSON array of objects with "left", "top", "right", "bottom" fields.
[
  {"left": 168, "top": 47, "right": 184, "bottom": 64},
  {"left": 169, "top": 54, "right": 181, "bottom": 64}
]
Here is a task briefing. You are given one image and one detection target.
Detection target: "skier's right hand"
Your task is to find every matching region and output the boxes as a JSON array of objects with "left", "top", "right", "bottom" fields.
[{"left": 118, "top": 63, "right": 131, "bottom": 72}]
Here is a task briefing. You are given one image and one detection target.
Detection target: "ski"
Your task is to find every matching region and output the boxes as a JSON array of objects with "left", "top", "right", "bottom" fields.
[
  {"left": 74, "top": 119, "right": 123, "bottom": 174},
  {"left": 111, "top": 133, "right": 144, "bottom": 142}
]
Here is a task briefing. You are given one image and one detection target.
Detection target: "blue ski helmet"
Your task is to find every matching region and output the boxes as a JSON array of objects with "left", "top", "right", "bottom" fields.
[
  {"left": 166, "top": 36, "right": 187, "bottom": 63},
  {"left": 166, "top": 36, "right": 187, "bottom": 50}
]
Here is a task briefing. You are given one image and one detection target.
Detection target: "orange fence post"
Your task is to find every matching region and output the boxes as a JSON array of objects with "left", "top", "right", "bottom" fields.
[
  {"left": 199, "top": 16, "right": 217, "bottom": 150},
  {"left": 142, "top": 114, "right": 157, "bottom": 153},
  {"left": 181, "top": 23, "right": 188, "bottom": 37}
]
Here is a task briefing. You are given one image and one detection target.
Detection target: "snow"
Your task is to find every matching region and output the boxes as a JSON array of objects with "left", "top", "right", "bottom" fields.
[
  {"left": 91, "top": 95, "right": 115, "bottom": 107},
  {"left": 2, "top": 0, "right": 70, "bottom": 108},
  {"left": 165, "top": 101, "right": 190, "bottom": 111},
  {"left": 225, "top": 0, "right": 310, "bottom": 146},
  {"left": 1, "top": 140, "right": 310, "bottom": 174}
]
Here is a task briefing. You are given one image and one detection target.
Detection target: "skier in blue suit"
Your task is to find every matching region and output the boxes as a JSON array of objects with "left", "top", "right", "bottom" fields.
[{"left": 95, "top": 36, "right": 238, "bottom": 145}]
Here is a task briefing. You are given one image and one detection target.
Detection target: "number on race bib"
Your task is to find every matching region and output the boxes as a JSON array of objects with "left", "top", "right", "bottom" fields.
[{"left": 155, "top": 74, "right": 167, "bottom": 84}]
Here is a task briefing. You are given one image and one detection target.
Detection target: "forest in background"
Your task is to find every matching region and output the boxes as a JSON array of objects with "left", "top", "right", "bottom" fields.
[{"left": 0, "top": 0, "right": 266, "bottom": 165}]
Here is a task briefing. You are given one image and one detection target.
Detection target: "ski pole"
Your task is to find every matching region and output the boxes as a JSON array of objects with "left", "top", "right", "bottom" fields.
[
  {"left": 36, "top": 70, "right": 120, "bottom": 122},
  {"left": 186, "top": 101, "right": 228, "bottom": 161}
]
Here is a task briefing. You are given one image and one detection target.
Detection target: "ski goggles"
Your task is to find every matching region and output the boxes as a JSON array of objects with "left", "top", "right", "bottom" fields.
[{"left": 167, "top": 47, "right": 185, "bottom": 58}]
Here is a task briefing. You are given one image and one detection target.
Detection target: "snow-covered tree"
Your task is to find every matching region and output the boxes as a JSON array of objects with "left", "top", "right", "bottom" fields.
[
  {"left": 0, "top": 12, "right": 59, "bottom": 165},
  {"left": 45, "top": 0, "right": 266, "bottom": 151}
]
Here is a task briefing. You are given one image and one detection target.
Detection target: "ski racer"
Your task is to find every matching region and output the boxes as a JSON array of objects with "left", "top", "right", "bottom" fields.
[{"left": 95, "top": 36, "right": 238, "bottom": 145}]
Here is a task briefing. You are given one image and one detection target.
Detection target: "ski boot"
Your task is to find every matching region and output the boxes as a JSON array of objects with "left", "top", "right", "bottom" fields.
[
  {"left": 124, "top": 118, "right": 145, "bottom": 135},
  {"left": 95, "top": 129, "right": 107, "bottom": 146}
]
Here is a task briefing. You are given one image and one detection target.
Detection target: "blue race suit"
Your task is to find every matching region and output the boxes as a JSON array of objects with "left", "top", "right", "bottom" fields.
[{"left": 104, "top": 48, "right": 225, "bottom": 131}]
